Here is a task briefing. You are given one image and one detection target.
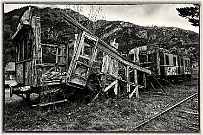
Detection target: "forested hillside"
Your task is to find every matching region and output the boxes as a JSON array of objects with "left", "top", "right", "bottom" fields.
[{"left": 4, "top": 6, "right": 199, "bottom": 66}]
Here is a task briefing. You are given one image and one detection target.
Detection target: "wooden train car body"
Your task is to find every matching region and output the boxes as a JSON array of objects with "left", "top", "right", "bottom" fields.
[
  {"left": 129, "top": 44, "right": 191, "bottom": 82},
  {"left": 11, "top": 7, "right": 152, "bottom": 102}
]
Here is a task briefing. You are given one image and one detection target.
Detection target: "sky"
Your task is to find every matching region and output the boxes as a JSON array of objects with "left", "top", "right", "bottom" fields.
[{"left": 3, "top": 3, "right": 199, "bottom": 33}]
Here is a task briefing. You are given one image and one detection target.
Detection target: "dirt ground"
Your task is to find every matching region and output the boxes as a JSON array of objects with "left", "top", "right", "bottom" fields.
[{"left": 3, "top": 80, "right": 199, "bottom": 132}]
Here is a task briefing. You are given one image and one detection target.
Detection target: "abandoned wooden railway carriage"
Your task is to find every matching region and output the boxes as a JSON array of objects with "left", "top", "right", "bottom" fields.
[
  {"left": 10, "top": 6, "right": 152, "bottom": 104},
  {"left": 128, "top": 45, "right": 192, "bottom": 84}
]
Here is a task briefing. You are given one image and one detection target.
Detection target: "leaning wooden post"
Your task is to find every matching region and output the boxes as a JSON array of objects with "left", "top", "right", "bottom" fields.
[
  {"left": 134, "top": 69, "right": 139, "bottom": 98},
  {"left": 110, "top": 39, "right": 119, "bottom": 96},
  {"left": 126, "top": 66, "right": 130, "bottom": 94},
  {"left": 133, "top": 48, "right": 139, "bottom": 98},
  {"left": 143, "top": 73, "right": 147, "bottom": 88}
]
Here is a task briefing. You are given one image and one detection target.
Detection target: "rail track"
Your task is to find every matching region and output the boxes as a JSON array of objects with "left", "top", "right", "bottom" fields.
[{"left": 134, "top": 93, "right": 199, "bottom": 132}]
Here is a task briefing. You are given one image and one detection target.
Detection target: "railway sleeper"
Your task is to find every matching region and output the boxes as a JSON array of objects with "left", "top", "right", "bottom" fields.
[{"left": 180, "top": 109, "right": 199, "bottom": 115}]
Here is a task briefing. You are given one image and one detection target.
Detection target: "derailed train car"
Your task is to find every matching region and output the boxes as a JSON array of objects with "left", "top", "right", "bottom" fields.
[
  {"left": 10, "top": 6, "right": 153, "bottom": 105},
  {"left": 128, "top": 45, "right": 191, "bottom": 85}
]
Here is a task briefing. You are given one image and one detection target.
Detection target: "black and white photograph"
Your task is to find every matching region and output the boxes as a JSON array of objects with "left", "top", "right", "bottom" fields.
[{"left": 3, "top": 2, "right": 200, "bottom": 132}]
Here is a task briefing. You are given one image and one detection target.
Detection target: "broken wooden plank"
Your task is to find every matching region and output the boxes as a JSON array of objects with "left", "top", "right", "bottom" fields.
[
  {"left": 97, "top": 43, "right": 152, "bottom": 75},
  {"left": 114, "top": 80, "right": 118, "bottom": 95},
  {"left": 129, "top": 86, "right": 139, "bottom": 98},
  {"left": 32, "top": 99, "right": 68, "bottom": 107},
  {"left": 103, "top": 80, "right": 117, "bottom": 92},
  {"left": 61, "top": 11, "right": 152, "bottom": 75}
]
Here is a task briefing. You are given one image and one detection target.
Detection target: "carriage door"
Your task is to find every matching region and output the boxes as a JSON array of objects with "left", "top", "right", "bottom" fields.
[
  {"left": 68, "top": 32, "right": 98, "bottom": 86},
  {"left": 56, "top": 44, "right": 66, "bottom": 72}
]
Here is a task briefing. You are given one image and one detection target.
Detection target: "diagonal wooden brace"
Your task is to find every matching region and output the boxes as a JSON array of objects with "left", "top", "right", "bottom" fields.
[
  {"left": 129, "top": 86, "right": 139, "bottom": 98},
  {"left": 103, "top": 80, "right": 118, "bottom": 93}
]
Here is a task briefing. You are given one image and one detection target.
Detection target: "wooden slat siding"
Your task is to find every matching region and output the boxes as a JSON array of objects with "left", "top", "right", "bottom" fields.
[
  {"left": 97, "top": 43, "right": 151, "bottom": 74},
  {"left": 102, "top": 40, "right": 119, "bottom": 95},
  {"left": 31, "top": 16, "right": 36, "bottom": 87},
  {"left": 67, "top": 32, "right": 83, "bottom": 81},
  {"left": 25, "top": 61, "right": 31, "bottom": 85},
  {"left": 37, "top": 17, "right": 42, "bottom": 64},
  {"left": 33, "top": 16, "right": 43, "bottom": 86},
  {"left": 66, "top": 34, "right": 79, "bottom": 76},
  {"left": 61, "top": 11, "right": 151, "bottom": 75},
  {"left": 16, "top": 63, "right": 24, "bottom": 84}
]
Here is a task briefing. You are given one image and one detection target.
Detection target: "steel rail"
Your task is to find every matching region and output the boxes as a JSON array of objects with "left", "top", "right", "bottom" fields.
[{"left": 134, "top": 93, "right": 198, "bottom": 129}]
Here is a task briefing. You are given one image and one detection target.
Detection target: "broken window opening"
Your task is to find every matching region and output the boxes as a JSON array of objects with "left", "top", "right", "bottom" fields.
[
  {"left": 42, "top": 46, "right": 56, "bottom": 64},
  {"left": 165, "top": 54, "right": 169, "bottom": 65},
  {"left": 173, "top": 56, "right": 177, "bottom": 66}
]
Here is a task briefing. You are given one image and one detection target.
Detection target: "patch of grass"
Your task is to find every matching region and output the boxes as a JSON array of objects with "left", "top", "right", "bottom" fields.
[{"left": 4, "top": 81, "right": 198, "bottom": 131}]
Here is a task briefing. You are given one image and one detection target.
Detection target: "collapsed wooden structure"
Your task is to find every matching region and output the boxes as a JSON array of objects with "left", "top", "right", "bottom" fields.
[{"left": 10, "top": 6, "right": 154, "bottom": 105}]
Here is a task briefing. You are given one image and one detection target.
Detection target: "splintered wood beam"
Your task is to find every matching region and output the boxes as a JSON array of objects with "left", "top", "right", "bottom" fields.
[
  {"left": 114, "top": 80, "right": 118, "bottom": 95},
  {"left": 61, "top": 11, "right": 151, "bottom": 75},
  {"left": 61, "top": 12, "right": 92, "bottom": 34},
  {"left": 104, "top": 80, "right": 118, "bottom": 92},
  {"left": 97, "top": 43, "right": 152, "bottom": 74}
]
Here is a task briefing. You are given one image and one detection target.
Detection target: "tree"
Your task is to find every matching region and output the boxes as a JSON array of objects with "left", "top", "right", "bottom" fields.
[
  {"left": 66, "top": 5, "right": 105, "bottom": 33},
  {"left": 176, "top": 5, "right": 199, "bottom": 26}
]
